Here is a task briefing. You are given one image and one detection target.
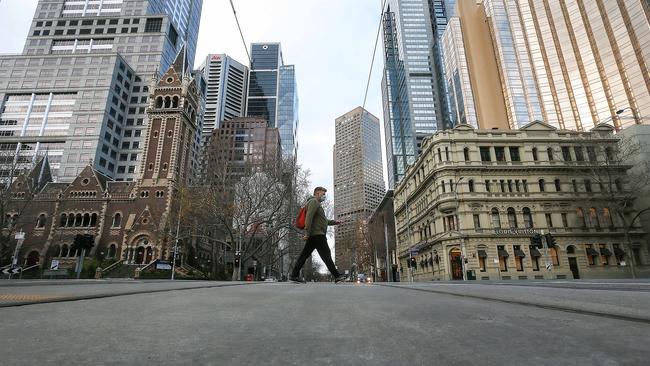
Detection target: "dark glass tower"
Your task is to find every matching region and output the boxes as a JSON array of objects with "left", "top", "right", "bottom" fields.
[{"left": 246, "top": 43, "right": 298, "bottom": 160}]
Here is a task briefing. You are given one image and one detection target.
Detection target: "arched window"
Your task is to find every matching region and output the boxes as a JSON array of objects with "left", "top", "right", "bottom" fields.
[
  {"left": 554, "top": 179, "right": 561, "bottom": 192},
  {"left": 522, "top": 207, "right": 533, "bottom": 228},
  {"left": 532, "top": 147, "right": 538, "bottom": 161},
  {"left": 91, "top": 213, "right": 98, "bottom": 227},
  {"left": 155, "top": 96, "right": 163, "bottom": 108},
  {"left": 108, "top": 244, "right": 117, "bottom": 258},
  {"left": 507, "top": 207, "right": 517, "bottom": 228},
  {"left": 576, "top": 208, "right": 586, "bottom": 227},
  {"left": 547, "top": 147, "right": 554, "bottom": 161},
  {"left": 491, "top": 208, "right": 501, "bottom": 228},
  {"left": 172, "top": 96, "right": 179, "bottom": 108},
  {"left": 112, "top": 213, "right": 122, "bottom": 227},
  {"left": 164, "top": 96, "right": 171, "bottom": 108},
  {"left": 468, "top": 179, "right": 475, "bottom": 193},
  {"left": 538, "top": 179, "right": 545, "bottom": 192},
  {"left": 567, "top": 245, "right": 576, "bottom": 254},
  {"left": 463, "top": 147, "right": 470, "bottom": 162},
  {"left": 36, "top": 214, "right": 46, "bottom": 228},
  {"left": 60, "top": 214, "right": 67, "bottom": 227},
  {"left": 82, "top": 213, "right": 90, "bottom": 227},
  {"left": 75, "top": 213, "right": 82, "bottom": 227},
  {"left": 67, "top": 213, "right": 74, "bottom": 227},
  {"left": 589, "top": 207, "right": 600, "bottom": 228}
]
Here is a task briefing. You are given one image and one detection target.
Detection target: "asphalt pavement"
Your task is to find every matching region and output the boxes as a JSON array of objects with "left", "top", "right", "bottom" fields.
[{"left": 1, "top": 280, "right": 648, "bottom": 365}]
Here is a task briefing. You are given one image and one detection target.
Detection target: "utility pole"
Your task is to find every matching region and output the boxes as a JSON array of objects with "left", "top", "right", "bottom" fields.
[{"left": 9, "top": 230, "right": 25, "bottom": 280}]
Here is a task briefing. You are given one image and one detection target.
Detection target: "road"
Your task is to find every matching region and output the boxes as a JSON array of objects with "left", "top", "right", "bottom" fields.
[{"left": 1, "top": 280, "right": 649, "bottom": 365}]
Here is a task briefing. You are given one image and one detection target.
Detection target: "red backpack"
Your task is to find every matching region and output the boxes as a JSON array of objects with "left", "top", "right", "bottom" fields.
[
  {"left": 295, "top": 207, "right": 307, "bottom": 229},
  {"left": 295, "top": 200, "right": 309, "bottom": 229}
]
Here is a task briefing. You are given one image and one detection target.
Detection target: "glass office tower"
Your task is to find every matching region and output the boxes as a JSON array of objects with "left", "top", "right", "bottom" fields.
[
  {"left": 246, "top": 43, "right": 298, "bottom": 159},
  {"left": 381, "top": 0, "right": 452, "bottom": 188}
]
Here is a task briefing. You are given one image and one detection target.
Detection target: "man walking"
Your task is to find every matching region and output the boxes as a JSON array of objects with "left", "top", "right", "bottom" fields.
[{"left": 290, "top": 187, "right": 347, "bottom": 283}]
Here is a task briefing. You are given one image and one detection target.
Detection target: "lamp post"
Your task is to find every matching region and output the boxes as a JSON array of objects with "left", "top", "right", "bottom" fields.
[
  {"left": 452, "top": 177, "right": 467, "bottom": 281},
  {"left": 9, "top": 230, "right": 25, "bottom": 280}
]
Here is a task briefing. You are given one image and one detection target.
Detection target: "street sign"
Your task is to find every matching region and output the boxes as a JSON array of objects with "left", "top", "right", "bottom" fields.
[
  {"left": 546, "top": 263, "right": 553, "bottom": 271},
  {"left": 156, "top": 261, "right": 172, "bottom": 270},
  {"left": 50, "top": 260, "right": 60, "bottom": 270},
  {"left": 1, "top": 267, "right": 22, "bottom": 275},
  {"left": 409, "top": 250, "right": 419, "bottom": 255},
  {"left": 14, "top": 231, "right": 25, "bottom": 240}
]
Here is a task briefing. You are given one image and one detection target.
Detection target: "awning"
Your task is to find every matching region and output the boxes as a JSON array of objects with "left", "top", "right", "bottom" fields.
[
  {"left": 529, "top": 248, "right": 542, "bottom": 257},
  {"left": 498, "top": 249, "right": 510, "bottom": 258},
  {"left": 600, "top": 248, "right": 613, "bottom": 256},
  {"left": 614, "top": 247, "right": 626, "bottom": 257},
  {"left": 586, "top": 248, "right": 599, "bottom": 256},
  {"left": 514, "top": 249, "right": 526, "bottom": 258},
  {"left": 477, "top": 250, "right": 488, "bottom": 258}
]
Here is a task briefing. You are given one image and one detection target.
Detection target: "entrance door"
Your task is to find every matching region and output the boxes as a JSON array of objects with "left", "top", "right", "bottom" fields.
[
  {"left": 449, "top": 249, "right": 463, "bottom": 280},
  {"left": 134, "top": 246, "right": 145, "bottom": 264},
  {"left": 568, "top": 257, "right": 580, "bottom": 279},
  {"left": 145, "top": 247, "right": 153, "bottom": 264}
]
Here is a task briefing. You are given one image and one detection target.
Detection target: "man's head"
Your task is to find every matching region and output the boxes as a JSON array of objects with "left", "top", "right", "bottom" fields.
[{"left": 314, "top": 187, "right": 327, "bottom": 202}]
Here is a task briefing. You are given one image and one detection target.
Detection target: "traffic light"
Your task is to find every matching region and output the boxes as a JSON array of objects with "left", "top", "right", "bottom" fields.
[
  {"left": 545, "top": 233, "right": 557, "bottom": 248},
  {"left": 234, "top": 252, "right": 241, "bottom": 267},
  {"left": 530, "top": 234, "right": 543, "bottom": 248},
  {"left": 409, "top": 257, "right": 417, "bottom": 269}
]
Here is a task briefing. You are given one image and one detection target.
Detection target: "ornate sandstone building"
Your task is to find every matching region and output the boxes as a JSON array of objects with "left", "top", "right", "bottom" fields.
[{"left": 2, "top": 49, "right": 200, "bottom": 273}]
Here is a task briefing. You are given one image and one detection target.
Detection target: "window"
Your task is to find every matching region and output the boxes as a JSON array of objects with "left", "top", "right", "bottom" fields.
[
  {"left": 562, "top": 146, "right": 572, "bottom": 161},
  {"left": 599, "top": 244, "right": 611, "bottom": 265},
  {"left": 473, "top": 214, "right": 481, "bottom": 229},
  {"left": 491, "top": 208, "right": 501, "bottom": 228},
  {"left": 498, "top": 245, "right": 508, "bottom": 272},
  {"left": 507, "top": 180, "right": 513, "bottom": 193},
  {"left": 509, "top": 147, "right": 520, "bottom": 162},
  {"left": 523, "top": 207, "right": 533, "bottom": 228},
  {"left": 615, "top": 179, "right": 623, "bottom": 192},
  {"left": 538, "top": 179, "right": 545, "bottom": 192},
  {"left": 468, "top": 180, "right": 474, "bottom": 192},
  {"left": 532, "top": 147, "right": 538, "bottom": 161},
  {"left": 36, "top": 214, "right": 46, "bottom": 228},
  {"left": 500, "top": 180, "right": 505, "bottom": 193},
  {"left": 485, "top": 180, "right": 491, "bottom": 192},
  {"left": 547, "top": 147, "right": 554, "bottom": 161},
  {"left": 463, "top": 147, "right": 470, "bottom": 162},
  {"left": 586, "top": 244, "right": 597, "bottom": 265},
  {"left": 587, "top": 146, "right": 597, "bottom": 162},
  {"left": 604, "top": 147, "right": 613, "bottom": 161},
  {"left": 545, "top": 213, "right": 553, "bottom": 228},
  {"left": 554, "top": 179, "right": 561, "bottom": 192},
  {"left": 478, "top": 250, "right": 487, "bottom": 272},
  {"left": 561, "top": 213, "right": 568, "bottom": 228},
  {"left": 507, "top": 207, "right": 517, "bottom": 228},
  {"left": 575, "top": 147, "right": 585, "bottom": 161},
  {"left": 514, "top": 245, "right": 524, "bottom": 271},
  {"left": 495, "top": 147, "right": 505, "bottom": 162},
  {"left": 572, "top": 179, "right": 578, "bottom": 192},
  {"left": 589, "top": 207, "right": 600, "bottom": 228},
  {"left": 112, "top": 213, "right": 121, "bottom": 227},
  {"left": 577, "top": 208, "right": 586, "bottom": 227},
  {"left": 144, "top": 18, "right": 163, "bottom": 33},
  {"left": 584, "top": 179, "right": 592, "bottom": 193},
  {"left": 480, "top": 147, "right": 491, "bottom": 162},
  {"left": 603, "top": 208, "right": 613, "bottom": 228},
  {"left": 522, "top": 180, "right": 528, "bottom": 193}
]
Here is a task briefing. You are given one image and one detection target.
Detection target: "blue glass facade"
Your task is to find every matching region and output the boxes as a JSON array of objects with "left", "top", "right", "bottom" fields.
[
  {"left": 148, "top": 0, "right": 202, "bottom": 73},
  {"left": 246, "top": 43, "right": 298, "bottom": 159}
]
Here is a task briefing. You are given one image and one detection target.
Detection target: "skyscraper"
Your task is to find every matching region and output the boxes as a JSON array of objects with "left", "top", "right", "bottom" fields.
[
  {"left": 197, "top": 54, "right": 248, "bottom": 141},
  {"left": 246, "top": 43, "right": 298, "bottom": 160},
  {"left": 381, "top": 0, "right": 450, "bottom": 188},
  {"left": 481, "top": 0, "right": 650, "bottom": 130},
  {"left": 333, "top": 107, "right": 386, "bottom": 272},
  {"left": 0, "top": 0, "right": 203, "bottom": 182}
]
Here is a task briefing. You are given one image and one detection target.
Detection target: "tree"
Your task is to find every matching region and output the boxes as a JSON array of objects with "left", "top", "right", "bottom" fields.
[{"left": 570, "top": 126, "right": 650, "bottom": 278}]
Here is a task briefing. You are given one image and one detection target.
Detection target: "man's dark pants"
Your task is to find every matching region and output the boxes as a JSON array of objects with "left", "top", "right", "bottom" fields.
[{"left": 291, "top": 235, "right": 340, "bottom": 278}]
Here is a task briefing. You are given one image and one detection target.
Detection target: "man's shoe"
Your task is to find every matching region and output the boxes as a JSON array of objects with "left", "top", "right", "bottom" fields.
[
  {"left": 334, "top": 274, "right": 348, "bottom": 283},
  {"left": 289, "top": 276, "right": 305, "bottom": 283}
]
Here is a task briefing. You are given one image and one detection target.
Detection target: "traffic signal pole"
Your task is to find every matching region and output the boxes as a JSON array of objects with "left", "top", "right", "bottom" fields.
[{"left": 540, "top": 229, "right": 551, "bottom": 279}]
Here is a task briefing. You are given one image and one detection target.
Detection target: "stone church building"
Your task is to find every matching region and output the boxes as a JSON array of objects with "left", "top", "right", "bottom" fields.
[{"left": 3, "top": 49, "right": 201, "bottom": 272}]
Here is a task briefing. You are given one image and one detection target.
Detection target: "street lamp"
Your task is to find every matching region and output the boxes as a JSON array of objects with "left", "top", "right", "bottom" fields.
[{"left": 452, "top": 176, "right": 468, "bottom": 281}]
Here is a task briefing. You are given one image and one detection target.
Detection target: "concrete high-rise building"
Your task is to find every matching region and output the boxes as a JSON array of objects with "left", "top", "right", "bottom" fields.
[
  {"left": 245, "top": 43, "right": 298, "bottom": 160},
  {"left": 480, "top": 0, "right": 650, "bottom": 131},
  {"left": 197, "top": 54, "right": 248, "bottom": 141},
  {"left": 381, "top": 0, "right": 452, "bottom": 188},
  {"left": 0, "top": 0, "right": 203, "bottom": 182},
  {"left": 333, "top": 107, "right": 386, "bottom": 272}
]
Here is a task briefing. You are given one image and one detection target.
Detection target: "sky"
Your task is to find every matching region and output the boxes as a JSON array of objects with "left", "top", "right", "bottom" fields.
[{"left": 0, "top": 0, "right": 387, "bottom": 270}]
